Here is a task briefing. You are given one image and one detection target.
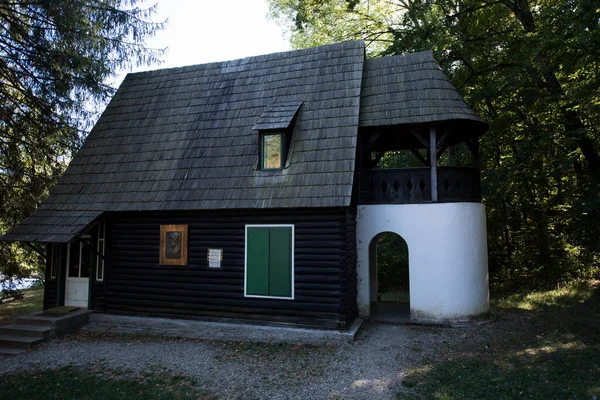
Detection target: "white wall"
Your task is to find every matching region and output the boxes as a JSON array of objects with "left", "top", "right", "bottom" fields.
[{"left": 356, "top": 203, "right": 490, "bottom": 321}]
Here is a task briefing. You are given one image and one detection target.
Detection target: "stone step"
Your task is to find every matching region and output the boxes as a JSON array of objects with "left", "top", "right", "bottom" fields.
[
  {"left": 0, "top": 347, "right": 26, "bottom": 356},
  {"left": 0, "top": 310, "right": 91, "bottom": 354},
  {"left": 12, "top": 315, "right": 57, "bottom": 327},
  {"left": 0, "top": 324, "right": 56, "bottom": 339},
  {"left": 13, "top": 310, "right": 90, "bottom": 333},
  {"left": 0, "top": 334, "right": 44, "bottom": 349}
]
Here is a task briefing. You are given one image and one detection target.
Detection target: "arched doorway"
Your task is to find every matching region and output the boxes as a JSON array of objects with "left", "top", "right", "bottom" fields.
[{"left": 369, "top": 232, "right": 410, "bottom": 321}]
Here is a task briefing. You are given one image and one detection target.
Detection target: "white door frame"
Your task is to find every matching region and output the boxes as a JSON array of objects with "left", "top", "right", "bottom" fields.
[{"left": 65, "top": 238, "right": 90, "bottom": 308}]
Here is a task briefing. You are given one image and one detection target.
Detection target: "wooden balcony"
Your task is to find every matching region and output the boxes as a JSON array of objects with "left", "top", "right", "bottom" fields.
[{"left": 358, "top": 167, "right": 481, "bottom": 204}]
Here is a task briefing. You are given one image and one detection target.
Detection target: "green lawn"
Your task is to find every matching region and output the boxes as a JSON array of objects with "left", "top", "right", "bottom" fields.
[
  {"left": 0, "top": 286, "right": 44, "bottom": 326},
  {"left": 0, "top": 364, "right": 217, "bottom": 400},
  {"left": 398, "top": 281, "right": 600, "bottom": 399}
]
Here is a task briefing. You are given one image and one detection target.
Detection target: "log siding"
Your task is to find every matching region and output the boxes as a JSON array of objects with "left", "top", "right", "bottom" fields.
[
  {"left": 43, "top": 246, "right": 58, "bottom": 309},
  {"left": 98, "top": 208, "right": 357, "bottom": 329}
]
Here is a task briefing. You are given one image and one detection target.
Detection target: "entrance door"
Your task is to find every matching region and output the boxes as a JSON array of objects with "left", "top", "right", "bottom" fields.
[{"left": 65, "top": 238, "right": 91, "bottom": 308}]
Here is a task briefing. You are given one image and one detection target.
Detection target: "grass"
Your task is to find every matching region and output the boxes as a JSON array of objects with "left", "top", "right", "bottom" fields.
[
  {"left": 379, "top": 290, "right": 410, "bottom": 303},
  {"left": 0, "top": 286, "right": 44, "bottom": 326},
  {"left": 3, "top": 282, "right": 599, "bottom": 399},
  {"left": 397, "top": 280, "right": 600, "bottom": 399},
  {"left": 0, "top": 363, "right": 217, "bottom": 400}
]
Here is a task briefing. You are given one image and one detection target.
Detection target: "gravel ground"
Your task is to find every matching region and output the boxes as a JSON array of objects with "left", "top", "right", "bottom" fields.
[{"left": 0, "top": 321, "right": 475, "bottom": 399}]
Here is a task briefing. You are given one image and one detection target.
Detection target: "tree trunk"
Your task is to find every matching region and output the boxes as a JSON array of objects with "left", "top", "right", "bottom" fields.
[{"left": 500, "top": 0, "right": 600, "bottom": 178}]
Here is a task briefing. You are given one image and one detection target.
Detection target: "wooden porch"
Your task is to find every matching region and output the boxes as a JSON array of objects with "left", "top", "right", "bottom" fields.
[
  {"left": 356, "top": 123, "right": 483, "bottom": 205},
  {"left": 358, "top": 166, "right": 481, "bottom": 204}
]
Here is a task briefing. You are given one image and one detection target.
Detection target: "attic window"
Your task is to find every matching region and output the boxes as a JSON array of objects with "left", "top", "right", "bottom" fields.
[
  {"left": 254, "top": 101, "right": 302, "bottom": 171},
  {"left": 261, "top": 133, "right": 283, "bottom": 170}
]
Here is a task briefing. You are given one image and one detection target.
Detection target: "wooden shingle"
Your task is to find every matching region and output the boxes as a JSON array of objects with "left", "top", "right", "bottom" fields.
[
  {"left": 1, "top": 42, "right": 487, "bottom": 243},
  {"left": 359, "top": 51, "right": 487, "bottom": 130}
]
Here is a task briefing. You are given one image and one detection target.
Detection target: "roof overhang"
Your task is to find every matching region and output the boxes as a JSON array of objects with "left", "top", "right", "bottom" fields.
[{"left": 0, "top": 209, "right": 103, "bottom": 243}]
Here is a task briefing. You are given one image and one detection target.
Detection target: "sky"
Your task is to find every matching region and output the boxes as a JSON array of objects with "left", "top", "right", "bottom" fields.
[{"left": 130, "top": 0, "right": 291, "bottom": 74}]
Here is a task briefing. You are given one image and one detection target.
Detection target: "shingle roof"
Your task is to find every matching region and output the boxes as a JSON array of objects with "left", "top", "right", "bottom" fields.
[
  {"left": 1, "top": 210, "right": 102, "bottom": 243},
  {"left": 1, "top": 42, "right": 487, "bottom": 243},
  {"left": 253, "top": 100, "right": 303, "bottom": 130},
  {"left": 359, "top": 51, "right": 487, "bottom": 131}
]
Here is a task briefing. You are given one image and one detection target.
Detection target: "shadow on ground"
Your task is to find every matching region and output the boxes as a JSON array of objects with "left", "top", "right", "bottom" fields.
[{"left": 397, "top": 282, "right": 600, "bottom": 400}]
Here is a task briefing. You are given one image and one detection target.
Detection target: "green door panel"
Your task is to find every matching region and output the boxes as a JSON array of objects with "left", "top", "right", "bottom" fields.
[
  {"left": 246, "top": 227, "right": 270, "bottom": 296},
  {"left": 269, "top": 228, "right": 292, "bottom": 297}
]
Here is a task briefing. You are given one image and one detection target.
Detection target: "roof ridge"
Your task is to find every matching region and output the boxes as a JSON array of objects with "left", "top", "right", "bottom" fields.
[{"left": 127, "top": 40, "right": 366, "bottom": 78}]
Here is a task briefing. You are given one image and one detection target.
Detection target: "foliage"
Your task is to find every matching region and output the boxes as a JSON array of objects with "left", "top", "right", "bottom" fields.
[
  {"left": 375, "top": 232, "right": 409, "bottom": 298},
  {"left": 0, "top": 286, "right": 43, "bottom": 326},
  {"left": 269, "top": 0, "right": 395, "bottom": 54},
  {"left": 0, "top": 1, "right": 164, "bottom": 277},
  {"left": 0, "top": 363, "right": 214, "bottom": 400},
  {"left": 398, "top": 281, "right": 600, "bottom": 399},
  {"left": 268, "top": 0, "right": 600, "bottom": 286}
]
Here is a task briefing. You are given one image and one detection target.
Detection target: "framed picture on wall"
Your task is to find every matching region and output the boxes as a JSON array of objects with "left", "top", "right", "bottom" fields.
[{"left": 160, "top": 225, "right": 188, "bottom": 266}]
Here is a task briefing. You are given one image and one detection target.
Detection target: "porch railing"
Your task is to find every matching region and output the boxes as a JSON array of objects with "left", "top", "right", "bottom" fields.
[{"left": 358, "top": 167, "right": 481, "bottom": 204}]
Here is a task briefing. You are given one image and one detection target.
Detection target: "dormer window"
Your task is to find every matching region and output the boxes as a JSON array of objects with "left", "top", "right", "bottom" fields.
[
  {"left": 254, "top": 100, "right": 303, "bottom": 171},
  {"left": 261, "top": 132, "right": 283, "bottom": 170}
]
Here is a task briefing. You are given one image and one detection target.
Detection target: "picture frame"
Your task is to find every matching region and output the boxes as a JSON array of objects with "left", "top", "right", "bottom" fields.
[{"left": 160, "top": 225, "right": 188, "bottom": 266}]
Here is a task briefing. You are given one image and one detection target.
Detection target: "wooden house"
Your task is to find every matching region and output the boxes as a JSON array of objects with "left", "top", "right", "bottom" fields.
[{"left": 1, "top": 41, "right": 489, "bottom": 329}]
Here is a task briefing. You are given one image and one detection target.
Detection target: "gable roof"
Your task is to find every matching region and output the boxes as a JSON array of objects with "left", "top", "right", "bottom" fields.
[{"left": 1, "top": 42, "right": 487, "bottom": 243}]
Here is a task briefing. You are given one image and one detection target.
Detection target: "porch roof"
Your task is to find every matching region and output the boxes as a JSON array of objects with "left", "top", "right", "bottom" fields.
[{"left": 0, "top": 209, "right": 102, "bottom": 243}]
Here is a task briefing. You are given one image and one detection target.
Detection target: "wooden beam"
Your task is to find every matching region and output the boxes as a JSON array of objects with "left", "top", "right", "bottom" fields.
[
  {"left": 372, "top": 150, "right": 385, "bottom": 167},
  {"left": 409, "top": 128, "right": 429, "bottom": 148},
  {"left": 365, "top": 132, "right": 380, "bottom": 152},
  {"left": 465, "top": 139, "right": 480, "bottom": 169},
  {"left": 363, "top": 133, "right": 381, "bottom": 169},
  {"left": 80, "top": 238, "right": 105, "bottom": 260},
  {"left": 430, "top": 127, "right": 438, "bottom": 202},
  {"left": 24, "top": 242, "right": 46, "bottom": 261},
  {"left": 436, "top": 130, "right": 451, "bottom": 150},
  {"left": 437, "top": 144, "right": 449, "bottom": 161},
  {"left": 409, "top": 148, "right": 429, "bottom": 166}
]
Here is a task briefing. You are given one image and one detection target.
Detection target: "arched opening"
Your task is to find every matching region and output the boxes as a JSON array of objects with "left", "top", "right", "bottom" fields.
[{"left": 369, "top": 232, "right": 410, "bottom": 321}]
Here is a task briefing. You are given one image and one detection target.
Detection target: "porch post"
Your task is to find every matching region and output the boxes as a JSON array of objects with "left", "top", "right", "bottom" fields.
[
  {"left": 430, "top": 127, "right": 438, "bottom": 202},
  {"left": 57, "top": 244, "right": 64, "bottom": 306}
]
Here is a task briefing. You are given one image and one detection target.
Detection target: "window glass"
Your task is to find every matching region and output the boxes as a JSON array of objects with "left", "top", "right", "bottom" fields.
[
  {"left": 50, "top": 243, "right": 59, "bottom": 279},
  {"left": 262, "top": 134, "right": 282, "bottom": 169},
  {"left": 80, "top": 242, "right": 91, "bottom": 278},
  {"left": 68, "top": 243, "right": 79, "bottom": 278}
]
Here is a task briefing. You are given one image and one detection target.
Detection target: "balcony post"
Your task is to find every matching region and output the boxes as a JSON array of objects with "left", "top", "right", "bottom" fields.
[{"left": 430, "top": 127, "right": 438, "bottom": 202}]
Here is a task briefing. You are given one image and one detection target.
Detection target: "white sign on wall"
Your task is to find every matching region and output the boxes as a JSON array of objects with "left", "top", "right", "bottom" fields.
[{"left": 207, "top": 248, "right": 223, "bottom": 269}]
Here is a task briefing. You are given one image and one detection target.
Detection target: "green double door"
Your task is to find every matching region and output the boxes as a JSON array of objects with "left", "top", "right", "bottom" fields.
[{"left": 246, "top": 226, "right": 293, "bottom": 298}]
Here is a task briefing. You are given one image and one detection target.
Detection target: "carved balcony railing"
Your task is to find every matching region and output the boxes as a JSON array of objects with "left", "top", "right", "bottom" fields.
[{"left": 358, "top": 167, "right": 481, "bottom": 204}]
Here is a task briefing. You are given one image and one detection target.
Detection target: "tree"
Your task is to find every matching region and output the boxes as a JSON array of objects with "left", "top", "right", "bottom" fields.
[
  {"left": 0, "top": 0, "right": 164, "bottom": 278},
  {"left": 268, "top": 0, "right": 600, "bottom": 286}
]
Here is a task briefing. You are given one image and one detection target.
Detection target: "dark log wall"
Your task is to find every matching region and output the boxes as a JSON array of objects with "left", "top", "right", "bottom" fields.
[
  {"left": 91, "top": 281, "right": 104, "bottom": 312},
  {"left": 98, "top": 208, "right": 357, "bottom": 329},
  {"left": 341, "top": 210, "right": 357, "bottom": 327},
  {"left": 43, "top": 276, "right": 58, "bottom": 310},
  {"left": 43, "top": 244, "right": 57, "bottom": 309}
]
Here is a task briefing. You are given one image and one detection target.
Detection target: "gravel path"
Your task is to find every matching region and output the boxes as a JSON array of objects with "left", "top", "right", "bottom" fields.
[{"left": 0, "top": 322, "right": 466, "bottom": 399}]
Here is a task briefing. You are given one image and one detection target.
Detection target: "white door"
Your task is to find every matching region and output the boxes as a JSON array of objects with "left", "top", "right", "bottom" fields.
[{"left": 65, "top": 239, "right": 91, "bottom": 308}]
